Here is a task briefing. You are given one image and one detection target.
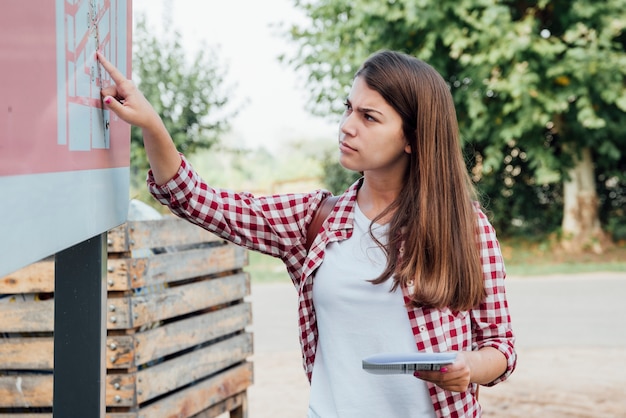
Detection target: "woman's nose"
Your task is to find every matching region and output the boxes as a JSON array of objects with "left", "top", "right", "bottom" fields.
[{"left": 340, "top": 113, "right": 356, "bottom": 136}]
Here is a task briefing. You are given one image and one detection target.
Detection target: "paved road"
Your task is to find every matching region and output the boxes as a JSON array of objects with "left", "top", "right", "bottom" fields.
[
  {"left": 504, "top": 273, "right": 626, "bottom": 348},
  {"left": 244, "top": 272, "right": 626, "bottom": 417}
]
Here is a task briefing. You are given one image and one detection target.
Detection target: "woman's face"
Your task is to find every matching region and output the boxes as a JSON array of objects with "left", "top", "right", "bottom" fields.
[{"left": 338, "top": 76, "right": 410, "bottom": 178}]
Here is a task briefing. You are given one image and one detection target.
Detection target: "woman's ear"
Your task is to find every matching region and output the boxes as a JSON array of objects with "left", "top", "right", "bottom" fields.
[{"left": 404, "top": 142, "right": 412, "bottom": 154}]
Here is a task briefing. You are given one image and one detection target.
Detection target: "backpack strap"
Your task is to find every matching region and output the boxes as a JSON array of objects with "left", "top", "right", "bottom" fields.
[{"left": 305, "top": 195, "right": 339, "bottom": 252}]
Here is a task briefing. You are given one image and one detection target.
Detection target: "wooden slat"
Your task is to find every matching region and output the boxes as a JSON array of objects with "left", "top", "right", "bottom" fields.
[
  {"left": 0, "top": 216, "right": 254, "bottom": 414},
  {"left": 110, "top": 303, "right": 252, "bottom": 369},
  {"left": 107, "top": 273, "right": 250, "bottom": 330},
  {"left": 106, "top": 335, "right": 135, "bottom": 369},
  {"left": 106, "top": 333, "right": 253, "bottom": 406},
  {"left": 0, "top": 299, "right": 53, "bottom": 333},
  {"left": 140, "top": 245, "right": 247, "bottom": 285},
  {"left": 188, "top": 392, "right": 247, "bottom": 418},
  {"left": 106, "top": 245, "right": 248, "bottom": 291},
  {"left": 108, "top": 219, "right": 223, "bottom": 253},
  {"left": 0, "top": 374, "right": 52, "bottom": 407},
  {"left": 105, "top": 258, "right": 147, "bottom": 291},
  {"left": 105, "top": 394, "right": 247, "bottom": 418},
  {"left": 133, "top": 362, "right": 253, "bottom": 418},
  {"left": 0, "top": 303, "right": 251, "bottom": 370},
  {"left": 0, "top": 334, "right": 253, "bottom": 409},
  {"left": 105, "top": 373, "right": 136, "bottom": 407},
  {"left": 0, "top": 258, "right": 145, "bottom": 295},
  {"left": 136, "top": 333, "right": 252, "bottom": 404},
  {"left": 0, "top": 219, "right": 246, "bottom": 296},
  {"left": 0, "top": 261, "right": 54, "bottom": 294},
  {"left": 0, "top": 338, "right": 53, "bottom": 370},
  {"left": 107, "top": 223, "right": 130, "bottom": 253},
  {"left": 0, "top": 303, "right": 252, "bottom": 371},
  {"left": 0, "top": 243, "right": 247, "bottom": 294},
  {"left": 3, "top": 395, "right": 248, "bottom": 418},
  {"left": 0, "top": 273, "right": 249, "bottom": 333}
]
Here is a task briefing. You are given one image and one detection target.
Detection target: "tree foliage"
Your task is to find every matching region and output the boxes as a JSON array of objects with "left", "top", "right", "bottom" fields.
[
  {"left": 131, "top": 15, "right": 235, "bottom": 187},
  {"left": 285, "top": 0, "right": 626, "bottom": 240},
  {"left": 321, "top": 149, "right": 362, "bottom": 195}
]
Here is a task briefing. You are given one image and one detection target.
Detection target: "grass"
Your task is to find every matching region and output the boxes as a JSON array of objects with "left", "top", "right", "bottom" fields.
[
  {"left": 246, "top": 251, "right": 291, "bottom": 284},
  {"left": 501, "top": 238, "right": 626, "bottom": 277},
  {"left": 245, "top": 239, "right": 626, "bottom": 284}
]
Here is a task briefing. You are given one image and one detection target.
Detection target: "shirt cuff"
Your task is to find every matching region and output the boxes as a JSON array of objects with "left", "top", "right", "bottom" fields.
[
  {"left": 480, "top": 339, "right": 517, "bottom": 386},
  {"left": 147, "top": 154, "right": 194, "bottom": 207}
]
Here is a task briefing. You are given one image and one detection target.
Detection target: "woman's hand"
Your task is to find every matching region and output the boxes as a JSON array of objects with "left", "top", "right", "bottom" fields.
[
  {"left": 414, "top": 347, "right": 507, "bottom": 393},
  {"left": 97, "top": 51, "right": 181, "bottom": 185},
  {"left": 97, "top": 52, "right": 161, "bottom": 131},
  {"left": 414, "top": 351, "right": 472, "bottom": 392}
]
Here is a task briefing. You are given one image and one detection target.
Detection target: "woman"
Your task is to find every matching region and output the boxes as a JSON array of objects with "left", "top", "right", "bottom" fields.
[{"left": 98, "top": 50, "right": 516, "bottom": 417}]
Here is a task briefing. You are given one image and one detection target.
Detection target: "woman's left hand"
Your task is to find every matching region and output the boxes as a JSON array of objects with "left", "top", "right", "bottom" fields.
[{"left": 413, "top": 351, "right": 471, "bottom": 392}]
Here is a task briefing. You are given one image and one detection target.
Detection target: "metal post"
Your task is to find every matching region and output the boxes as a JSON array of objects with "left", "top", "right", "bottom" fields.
[{"left": 53, "top": 232, "right": 107, "bottom": 417}]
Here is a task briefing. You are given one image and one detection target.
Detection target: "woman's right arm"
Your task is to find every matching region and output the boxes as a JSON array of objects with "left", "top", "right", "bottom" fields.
[{"left": 97, "top": 52, "right": 181, "bottom": 185}]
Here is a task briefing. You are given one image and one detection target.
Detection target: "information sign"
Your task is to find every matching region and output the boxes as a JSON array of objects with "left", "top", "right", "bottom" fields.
[{"left": 0, "top": 0, "right": 132, "bottom": 277}]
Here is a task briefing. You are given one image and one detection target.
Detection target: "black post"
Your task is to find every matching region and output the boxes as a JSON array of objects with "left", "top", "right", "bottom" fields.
[{"left": 53, "top": 232, "right": 107, "bottom": 417}]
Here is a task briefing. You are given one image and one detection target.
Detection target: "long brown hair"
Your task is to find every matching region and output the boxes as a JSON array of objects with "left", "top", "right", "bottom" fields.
[{"left": 359, "top": 51, "right": 486, "bottom": 311}]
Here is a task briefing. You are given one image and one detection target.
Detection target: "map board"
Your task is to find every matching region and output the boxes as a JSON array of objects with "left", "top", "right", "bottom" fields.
[{"left": 0, "top": 0, "right": 132, "bottom": 277}]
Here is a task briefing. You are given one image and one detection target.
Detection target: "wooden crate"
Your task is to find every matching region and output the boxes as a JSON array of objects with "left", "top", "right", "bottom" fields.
[{"left": 0, "top": 217, "right": 253, "bottom": 417}]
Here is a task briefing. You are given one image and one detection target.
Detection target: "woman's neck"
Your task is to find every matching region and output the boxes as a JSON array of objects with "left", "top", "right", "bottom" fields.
[{"left": 357, "top": 176, "right": 403, "bottom": 223}]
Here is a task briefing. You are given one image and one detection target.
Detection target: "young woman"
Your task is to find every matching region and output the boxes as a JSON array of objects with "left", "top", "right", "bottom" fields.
[{"left": 98, "top": 50, "right": 516, "bottom": 417}]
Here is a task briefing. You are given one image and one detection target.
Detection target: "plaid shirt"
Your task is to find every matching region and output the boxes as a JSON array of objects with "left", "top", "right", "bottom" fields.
[{"left": 149, "top": 155, "right": 516, "bottom": 418}]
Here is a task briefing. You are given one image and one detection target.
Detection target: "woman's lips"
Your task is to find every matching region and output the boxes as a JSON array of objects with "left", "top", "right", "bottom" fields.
[{"left": 339, "top": 141, "right": 356, "bottom": 152}]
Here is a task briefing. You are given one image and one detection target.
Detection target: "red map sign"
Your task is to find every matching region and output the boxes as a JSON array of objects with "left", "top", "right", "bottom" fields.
[
  {"left": 0, "top": 0, "right": 130, "bottom": 176},
  {"left": 0, "top": 0, "right": 132, "bottom": 277}
]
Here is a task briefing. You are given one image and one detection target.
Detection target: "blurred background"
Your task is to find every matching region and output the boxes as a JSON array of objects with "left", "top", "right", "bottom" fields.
[
  {"left": 129, "top": 2, "right": 625, "bottom": 416},
  {"left": 132, "top": 0, "right": 626, "bottom": 275}
]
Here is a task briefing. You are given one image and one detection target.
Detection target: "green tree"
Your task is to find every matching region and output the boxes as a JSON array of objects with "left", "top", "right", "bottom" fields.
[
  {"left": 321, "top": 149, "right": 361, "bottom": 195},
  {"left": 285, "top": 0, "right": 626, "bottom": 250},
  {"left": 131, "top": 15, "right": 235, "bottom": 192}
]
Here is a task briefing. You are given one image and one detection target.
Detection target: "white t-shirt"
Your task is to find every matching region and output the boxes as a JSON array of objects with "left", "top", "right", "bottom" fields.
[{"left": 308, "top": 204, "right": 435, "bottom": 418}]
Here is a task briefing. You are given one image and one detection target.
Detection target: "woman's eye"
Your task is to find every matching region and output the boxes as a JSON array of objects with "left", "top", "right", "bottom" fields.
[{"left": 343, "top": 101, "right": 352, "bottom": 111}]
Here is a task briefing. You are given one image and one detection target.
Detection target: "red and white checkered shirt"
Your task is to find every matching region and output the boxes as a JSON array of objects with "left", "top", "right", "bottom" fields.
[{"left": 148, "top": 155, "right": 516, "bottom": 418}]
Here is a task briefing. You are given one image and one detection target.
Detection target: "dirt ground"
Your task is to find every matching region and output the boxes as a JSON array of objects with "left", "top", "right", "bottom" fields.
[
  {"left": 247, "top": 347, "right": 626, "bottom": 418},
  {"left": 244, "top": 274, "right": 626, "bottom": 417},
  {"left": 479, "top": 347, "right": 626, "bottom": 417}
]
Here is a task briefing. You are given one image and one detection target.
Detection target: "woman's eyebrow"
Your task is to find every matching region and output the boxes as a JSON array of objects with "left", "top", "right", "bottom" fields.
[
  {"left": 357, "top": 106, "right": 383, "bottom": 115},
  {"left": 346, "top": 98, "right": 384, "bottom": 116}
]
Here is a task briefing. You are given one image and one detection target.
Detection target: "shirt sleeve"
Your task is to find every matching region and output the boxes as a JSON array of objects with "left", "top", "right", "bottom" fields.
[
  {"left": 146, "top": 154, "right": 327, "bottom": 259},
  {"left": 470, "top": 206, "right": 517, "bottom": 386}
]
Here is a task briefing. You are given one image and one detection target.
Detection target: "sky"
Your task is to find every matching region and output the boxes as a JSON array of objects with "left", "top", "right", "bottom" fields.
[{"left": 132, "top": 0, "right": 339, "bottom": 153}]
